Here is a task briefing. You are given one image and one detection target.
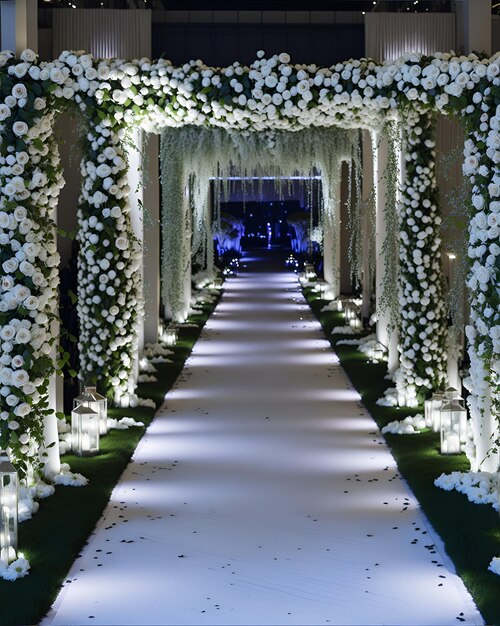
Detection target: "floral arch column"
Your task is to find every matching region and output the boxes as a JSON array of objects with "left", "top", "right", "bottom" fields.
[
  {"left": 77, "top": 114, "right": 143, "bottom": 405},
  {"left": 396, "top": 107, "right": 448, "bottom": 403}
]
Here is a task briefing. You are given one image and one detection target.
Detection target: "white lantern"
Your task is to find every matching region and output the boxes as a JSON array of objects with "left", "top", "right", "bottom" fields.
[
  {"left": 0, "top": 452, "right": 18, "bottom": 563},
  {"left": 304, "top": 263, "right": 316, "bottom": 280},
  {"left": 440, "top": 399, "right": 466, "bottom": 455},
  {"left": 71, "top": 402, "right": 99, "bottom": 456},
  {"left": 343, "top": 302, "right": 352, "bottom": 321},
  {"left": 161, "top": 326, "right": 178, "bottom": 347},
  {"left": 424, "top": 391, "right": 443, "bottom": 430},
  {"left": 74, "top": 387, "right": 108, "bottom": 436},
  {"left": 349, "top": 315, "right": 362, "bottom": 330}
]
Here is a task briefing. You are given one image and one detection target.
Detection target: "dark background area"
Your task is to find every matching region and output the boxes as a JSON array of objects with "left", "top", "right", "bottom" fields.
[{"left": 152, "top": 22, "right": 364, "bottom": 66}]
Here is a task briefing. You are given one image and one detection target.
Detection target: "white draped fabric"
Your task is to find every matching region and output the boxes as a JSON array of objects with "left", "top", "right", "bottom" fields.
[
  {"left": 365, "top": 13, "right": 456, "bottom": 62},
  {"left": 52, "top": 8, "right": 151, "bottom": 59}
]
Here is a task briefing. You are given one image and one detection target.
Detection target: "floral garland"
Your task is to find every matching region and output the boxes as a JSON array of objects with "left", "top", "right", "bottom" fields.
[{"left": 396, "top": 108, "right": 448, "bottom": 403}]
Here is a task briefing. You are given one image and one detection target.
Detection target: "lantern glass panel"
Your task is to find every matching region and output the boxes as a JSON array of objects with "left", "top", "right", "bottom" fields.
[
  {"left": 71, "top": 405, "right": 100, "bottom": 456},
  {"left": 162, "top": 328, "right": 178, "bottom": 347},
  {"left": 440, "top": 400, "right": 466, "bottom": 455},
  {"left": 86, "top": 386, "right": 108, "bottom": 435},
  {"left": 0, "top": 454, "right": 17, "bottom": 563},
  {"left": 74, "top": 389, "right": 108, "bottom": 436}
]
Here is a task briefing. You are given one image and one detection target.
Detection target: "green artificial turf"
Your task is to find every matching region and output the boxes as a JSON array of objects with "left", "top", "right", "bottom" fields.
[
  {"left": 302, "top": 285, "right": 500, "bottom": 625},
  {"left": 0, "top": 296, "right": 219, "bottom": 626}
]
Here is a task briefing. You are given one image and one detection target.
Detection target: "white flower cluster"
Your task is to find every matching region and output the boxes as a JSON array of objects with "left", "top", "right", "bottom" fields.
[
  {"left": 381, "top": 413, "right": 426, "bottom": 435},
  {"left": 434, "top": 470, "right": 499, "bottom": 510},
  {"left": 396, "top": 108, "right": 448, "bottom": 402}
]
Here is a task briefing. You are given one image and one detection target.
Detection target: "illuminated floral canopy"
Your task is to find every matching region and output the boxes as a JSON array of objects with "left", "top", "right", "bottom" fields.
[{"left": 0, "top": 47, "right": 498, "bottom": 485}]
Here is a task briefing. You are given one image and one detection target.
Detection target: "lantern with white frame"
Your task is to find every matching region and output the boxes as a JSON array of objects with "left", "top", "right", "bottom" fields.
[
  {"left": 71, "top": 397, "right": 100, "bottom": 457},
  {"left": 0, "top": 452, "right": 18, "bottom": 563},
  {"left": 371, "top": 343, "right": 385, "bottom": 363},
  {"left": 161, "top": 325, "right": 178, "bottom": 347},
  {"left": 424, "top": 391, "right": 444, "bottom": 430},
  {"left": 304, "top": 263, "right": 316, "bottom": 281},
  {"left": 344, "top": 301, "right": 355, "bottom": 322},
  {"left": 440, "top": 399, "right": 467, "bottom": 455},
  {"left": 74, "top": 387, "right": 108, "bottom": 436}
]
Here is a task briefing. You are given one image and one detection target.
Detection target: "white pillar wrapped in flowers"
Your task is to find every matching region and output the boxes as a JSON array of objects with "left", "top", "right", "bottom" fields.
[
  {"left": 77, "top": 115, "right": 143, "bottom": 405},
  {"left": 397, "top": 108, "right": 448, "bottom": 403}
]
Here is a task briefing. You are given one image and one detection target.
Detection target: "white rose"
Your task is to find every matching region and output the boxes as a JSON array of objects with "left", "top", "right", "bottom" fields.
[
  {"left": 12, "top": 84, "right": 27, "bottom": 100},
  {"left": 20, "top": 49, "right": 36, "bottom": 63},
  {"left": 116, "top": 237, "right": 129, "bottom": 250},
  {"left": 488, "top": 183, "right": 499, "bottom": 197},
  {"left": 12, "top": 121, "right": 28, "bottom": 137},
  {"left": 6, "top": 395, "right": 19, "bottom": 407},
  {"left": 15, "top": 328, "right": 31, "bottom": 344},
  {"left": 2, "top": 259, "right": 18, "bottom": 274},
  {"left": 14, "top": 402, "right": 30, "bottom": 416},
  {"left": 34, "top": 97, "right": 46, "bottom": 111},
  {"left": 23, "top": 296, "right": 39, "bottom": 310},
  {"left": 11, "top": 355, "right": 23, "bottom": 368},
  {"left": 49, "top": 67, "right": 64, "bottom": 83},
  {"left": 11, "top": 370, "right": 29, "bottom": 387},
  {"left": 0, "top": 104, "right": 11, "bottom": 121}
]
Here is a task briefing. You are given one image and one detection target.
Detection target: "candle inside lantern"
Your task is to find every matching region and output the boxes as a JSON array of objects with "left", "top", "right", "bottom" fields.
[{"left": 440, "top": 399, "right": 466, "bottom": 455}]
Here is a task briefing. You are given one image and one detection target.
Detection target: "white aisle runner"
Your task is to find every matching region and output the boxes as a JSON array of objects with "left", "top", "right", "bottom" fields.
[{"left": 44, "top": 253, "right": 482, "bottom": 626}]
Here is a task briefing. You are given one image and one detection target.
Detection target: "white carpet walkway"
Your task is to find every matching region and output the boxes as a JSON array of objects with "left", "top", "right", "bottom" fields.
[{"left": 44, "top": 252, "right": 482, "bottom": 626}]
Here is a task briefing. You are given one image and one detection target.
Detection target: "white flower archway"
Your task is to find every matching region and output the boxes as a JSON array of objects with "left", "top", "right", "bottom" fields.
[{"left": 0, "top": 47, "right": 498, "bottom": 486}]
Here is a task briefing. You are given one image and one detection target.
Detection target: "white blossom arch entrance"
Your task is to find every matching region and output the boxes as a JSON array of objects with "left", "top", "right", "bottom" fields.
[{"left": 0, "top": 47, "right": 498, "bottom": 494}]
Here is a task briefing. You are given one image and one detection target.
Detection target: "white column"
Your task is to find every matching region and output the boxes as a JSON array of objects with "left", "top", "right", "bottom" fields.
[
  {"left": 322, "top": 173, "right": 341, "bottom": 300},
  {"left": 361, "top": 130, "right": 374, "bottom": 320},
  {"left": 143, "top": 133, "right": 160, "bottom": 344},
  {"left": 0, "top": 0, "right": 38, "bottom": 54},
  {"left": 463, "top": 0, "right": 491, "bottom": 55},
  {"left": 126, "top": 128, "right": 145, "bottom": 384}
]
